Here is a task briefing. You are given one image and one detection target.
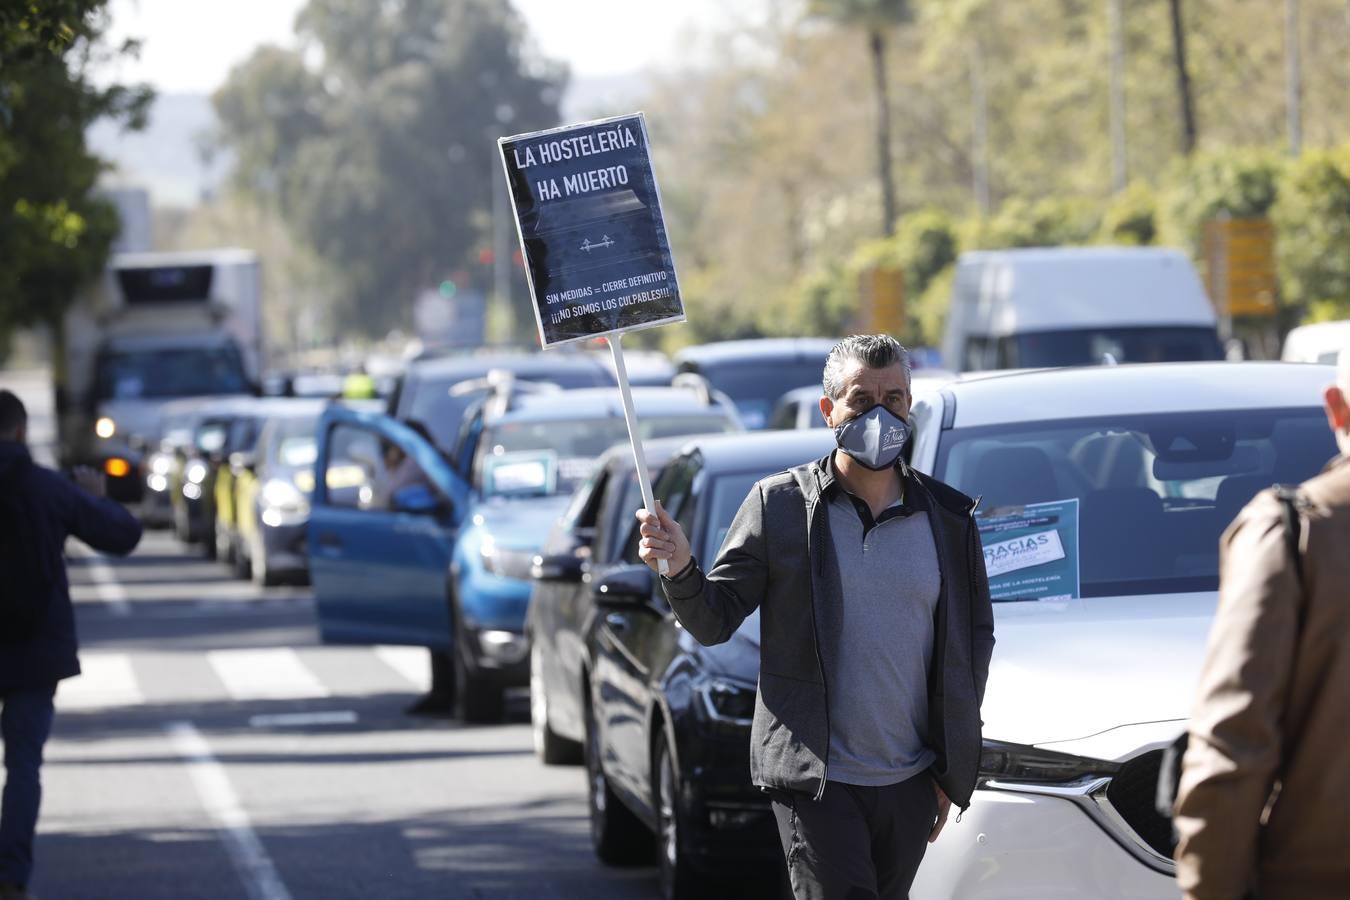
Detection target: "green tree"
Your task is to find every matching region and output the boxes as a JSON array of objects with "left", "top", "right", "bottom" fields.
[
  {"left": 0, "top": 1, "right": 151, "bottom": 350},
  {"left": 214, "top": 0, "right": 564, "bottom": 338},
  {"left": 809, "top": 0, "right": 912, "bottom": 236},
  {"left": 1273, "top": 144, "right": 1350, "bottom": 320}
]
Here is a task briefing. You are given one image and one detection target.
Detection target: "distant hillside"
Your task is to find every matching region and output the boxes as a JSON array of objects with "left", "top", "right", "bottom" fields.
[
  {"left": 87, "top": 93, "right": 232, "bottom": 209},
  {"left": 87, "top": 74, "right": 649, "bottom": 210}
]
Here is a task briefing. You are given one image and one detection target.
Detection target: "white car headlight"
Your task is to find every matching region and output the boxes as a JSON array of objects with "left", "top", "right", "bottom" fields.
[
  {"left": 150, "top": 454, "right": 173, "bottom": 476},
  {"left": 95, "top": 417, "right": 116, "bottom": 439},
  {"left": 261, "top": 478, "right": 309, "bottom": 516},
  {"left": 978, "top": 739, "right": 1120, "bottom": 785},
  {"left": 698, "top": 677, "right": 757, "bottom": 725},
  {"left": 185, "top": 461, "right": 209, "bottom": 484}
]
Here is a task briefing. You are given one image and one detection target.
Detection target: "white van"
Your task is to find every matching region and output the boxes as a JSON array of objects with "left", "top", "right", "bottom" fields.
[
  {"left": 942, "top": 247, "right": 1223, "bottom": 372},
  {"left": 1282, "top": 320, "right": 1350, "bottom": 365}
]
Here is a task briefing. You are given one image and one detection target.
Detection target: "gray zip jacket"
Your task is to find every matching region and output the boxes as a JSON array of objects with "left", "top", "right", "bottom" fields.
[{"left": 662, "top": 454, "right": 995, "bottom": 808}]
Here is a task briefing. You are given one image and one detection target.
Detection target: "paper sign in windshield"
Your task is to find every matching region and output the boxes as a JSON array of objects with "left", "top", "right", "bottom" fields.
[
  {"left": 499, "top": 113, "right": 685, "bottom": 348},
  {"left": 976, "top": 499, "right": 1081, "bottom": 602}
]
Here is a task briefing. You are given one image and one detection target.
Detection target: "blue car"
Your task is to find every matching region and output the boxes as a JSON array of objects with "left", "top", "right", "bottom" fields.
[{"left": 309, "top": 379, "right": 741, "bottom": 722}]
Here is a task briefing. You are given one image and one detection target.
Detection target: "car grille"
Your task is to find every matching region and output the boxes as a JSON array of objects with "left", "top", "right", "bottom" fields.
[{"left": 1105, "top": 749, "right": 1175, "bottom": 858}]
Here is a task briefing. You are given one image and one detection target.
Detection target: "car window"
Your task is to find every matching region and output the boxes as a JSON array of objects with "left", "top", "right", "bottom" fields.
[
  {"left": 408, "top": 367, "right": 613, "bottom": 451},
  {"left": 696, "top": 361, "right": 823, "bottom": 430},
  {"left": 476, "top": 414, "right": 732, "bottom": 497},
  {"left": 701, "top": 471, "right": 763, "bottom": 564},
  {"left": 322, "top": 422, "right": 389, "bottom": 511},
  {"left": 598, "top": 470, "right": 645, "bottom": 565},
  {"left": 936, "top": 407, "right": 1334, "bottom": 599},
  {"left": 624, "top": 455, "right": 700, "bottom": 565},
  {"left": 96, "top": 345, "right": 248, "bottom": 400},
  {"left": 273, "top": 415, "right": 320, "bottom": 468}
]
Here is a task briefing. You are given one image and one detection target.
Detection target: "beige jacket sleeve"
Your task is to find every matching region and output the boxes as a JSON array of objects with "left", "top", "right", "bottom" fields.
[{"left": 1173, "top": 494, "right": 1301, "bottom": 900}]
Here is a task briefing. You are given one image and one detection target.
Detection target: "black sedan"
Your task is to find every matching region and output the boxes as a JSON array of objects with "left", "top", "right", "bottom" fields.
[
  {"left": 527, "top": 438, "right": 690, "bottom": 765},
  {"left": 583, "top": 429, "right": 835, "bottom": 899}
]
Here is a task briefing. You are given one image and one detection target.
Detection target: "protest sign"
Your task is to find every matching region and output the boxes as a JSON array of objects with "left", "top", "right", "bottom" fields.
[
  {"left": 498, "top": 113, "right": 684, "bottom": 348},
  {"left": 976, "top": 499, "right": 1081, "bottom": 603}
]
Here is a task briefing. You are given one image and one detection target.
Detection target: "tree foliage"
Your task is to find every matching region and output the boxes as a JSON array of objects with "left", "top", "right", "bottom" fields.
[
  {"left": 213, "top": 0, "right": 565, "bottom": 338},
  {"left": 0, "top": 1, "right": 152, "bottom": 347}
]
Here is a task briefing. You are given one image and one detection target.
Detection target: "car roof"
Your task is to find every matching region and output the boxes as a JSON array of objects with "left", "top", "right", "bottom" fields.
[
  {"left": 405, "top": 350, "right": 612, "bottom": 383},
  {"left": 671, "top": 428, "right": 837, "bottom": 474},
  {"left": 493, "top": 387, "right": 733, "bottom": 424},
  {"left": 596, "top": 434, "right": 713, "bottom": 475},
  {"left": 673, "top": 337, "right": 840, "bottom": 367},
  {"left": 940, "top": 362, "right": 1335, "bottom": 428},
  {"left": 1282, "top": 320, "right": 1350, "bottom": 361}
]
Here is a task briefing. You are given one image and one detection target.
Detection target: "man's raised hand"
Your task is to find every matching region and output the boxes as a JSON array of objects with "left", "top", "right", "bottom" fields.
[{"left": 635, "top": 500, "right": 692, "bottom": 576}]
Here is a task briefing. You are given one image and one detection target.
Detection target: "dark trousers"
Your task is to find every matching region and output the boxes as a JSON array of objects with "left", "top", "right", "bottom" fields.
[
  {"left": 0, "top": 684, "right": 56, "bottom": 887},
  {"left": 771, "top": 774, "right": 938, "bottom": 900}
]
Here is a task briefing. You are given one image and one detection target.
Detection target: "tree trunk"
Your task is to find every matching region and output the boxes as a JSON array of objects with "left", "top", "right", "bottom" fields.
[
  {"left": 1167, "top": 0, "right": 1198, "bottom": 155},
  {"left": 869, "top": 27, "right": 898, "bottom": 236}
]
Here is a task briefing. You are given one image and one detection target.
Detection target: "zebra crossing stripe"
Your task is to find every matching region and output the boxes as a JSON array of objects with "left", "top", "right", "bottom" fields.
[
  {"left": 58, "top": 654, "right": 144, "bottom": 710},
  {"left": 208, "top": 649, "right": 330, "bottom": 701},
  {"left": 374, "top": 646, "right": 432, "bottom": 693}
]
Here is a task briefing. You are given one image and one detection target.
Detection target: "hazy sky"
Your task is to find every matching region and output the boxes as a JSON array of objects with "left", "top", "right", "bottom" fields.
[{"left": 95, "top": 0, "right": 763, "bottom": 94}]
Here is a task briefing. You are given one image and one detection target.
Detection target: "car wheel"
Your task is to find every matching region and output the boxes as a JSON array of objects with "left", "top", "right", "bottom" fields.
[
  {"left": 656, "top": 731, "right": 714, "bottom": 900},
  {"left": 452, "top": 603, "right": 505, "bottom": 724},
  {"left": 232, "top": 536, "right": 251, "bottom": 580},
  {"left": 531, "top": 641, "right": 582, "bottom": 765},
  {"left": 585, "top": 689, "right": 653, "bottom": 866}
]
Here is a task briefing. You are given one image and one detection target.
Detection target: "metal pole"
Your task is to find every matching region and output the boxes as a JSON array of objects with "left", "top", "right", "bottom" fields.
[
  {"left": 492, "top": 163, "right": 512, "bottom": 331},
  {"left": 1108, "top": 0, "right": 1129, "bottom": 192},
  {"left": 607, "top": 334, "right": 668, "bottom": 576},
  {"left": 1286, "top": 0, "right": 1303, "bottom": 157}
]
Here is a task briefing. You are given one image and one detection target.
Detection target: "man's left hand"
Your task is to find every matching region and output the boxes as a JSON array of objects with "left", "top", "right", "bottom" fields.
[{"left": 930, "top": 781, "right": 952, "bottom": 843}]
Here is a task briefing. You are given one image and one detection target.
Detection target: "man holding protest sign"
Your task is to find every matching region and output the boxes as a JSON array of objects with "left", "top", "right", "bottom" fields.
[{"left": 636, "top": 335, "right": 995, "bottom": 899}]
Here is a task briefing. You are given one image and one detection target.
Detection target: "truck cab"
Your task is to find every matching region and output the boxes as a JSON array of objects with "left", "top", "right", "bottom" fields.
[
  {"left": 58, "top": 249, "right": 262, "bottom": 502},
  {"left": 941, "top": 247, "right": 1224, "bottom": 373}
]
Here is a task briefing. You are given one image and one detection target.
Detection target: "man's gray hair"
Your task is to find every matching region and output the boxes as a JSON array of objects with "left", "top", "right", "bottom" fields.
[{"left": 822, "top": 335, "right": 912, "bottom": 400}]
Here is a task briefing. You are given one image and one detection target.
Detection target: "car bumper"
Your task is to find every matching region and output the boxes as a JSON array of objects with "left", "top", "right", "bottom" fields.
[
  {"left": 911, "top": 788, "right": 1177, "bottom": 900},
  {"left": 259, "top": 519, "right": 309, "bottom": 576},
  {"left": 140, "top": 479, "right": 174, "bottom": 525},
  {"left": 676, "top": 725, "right": 780, "bottom": 874}
]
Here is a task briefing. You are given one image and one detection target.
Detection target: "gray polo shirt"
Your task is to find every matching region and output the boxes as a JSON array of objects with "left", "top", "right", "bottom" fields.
[{"left": 820, "top": 484, "right": 941, "bottom": 786}]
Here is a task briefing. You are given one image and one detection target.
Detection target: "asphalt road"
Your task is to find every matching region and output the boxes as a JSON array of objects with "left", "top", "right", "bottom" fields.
[{"left": 2, "top": 369, "right": 666, "bottom": 900}]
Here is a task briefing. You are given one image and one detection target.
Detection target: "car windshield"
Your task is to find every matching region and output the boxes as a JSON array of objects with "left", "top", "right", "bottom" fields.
[
  {"left": 1007, "top": 326, "right": 1223, "bottom": 368},
  {"left": 703, "top": 470, "right": 768, "bottom": 640},
  {"left": 935, "top": 407, "right": 1335, "bottom": 599},
  {"left": 97, "top": 346, "right": 249, "bottom": 400},
  {"left": 272, "top": 416, "right": 320, "bottom": 468},
  {"left": 410, "top": 368, "right": 613, "bottom": 450},
  {"left": 480, "top": 414, "right": 734, "bottom": 496},
  {"left": 698, "top": 362, "right": 823, "bottom": 429}
]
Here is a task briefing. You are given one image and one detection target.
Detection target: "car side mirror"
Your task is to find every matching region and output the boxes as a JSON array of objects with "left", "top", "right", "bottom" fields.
[
  {"left": 391, "top": 484, "right": 451, "bottom": 517},
  {"left": 591, "top": 564, "right": 654, "bottom": 608},
  {"left": 531, "top": 552, "right": 585, "bottom": 583}
]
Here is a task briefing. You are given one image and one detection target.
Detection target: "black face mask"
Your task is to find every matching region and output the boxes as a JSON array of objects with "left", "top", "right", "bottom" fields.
[{"left": 832, "top": 403, "right": 912, "bottom": 471}]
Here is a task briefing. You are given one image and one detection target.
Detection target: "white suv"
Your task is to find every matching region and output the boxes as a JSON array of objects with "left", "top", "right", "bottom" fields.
[{"left": 907, "top": 362, "right": 1337, "bottom": 900}]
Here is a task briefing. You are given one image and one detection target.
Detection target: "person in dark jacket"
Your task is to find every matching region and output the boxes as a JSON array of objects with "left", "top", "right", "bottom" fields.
[
  {"left": 0, "top": 390, "right": 142, "bottom": 899},
  {"left": 637, "top": 335, "right": 994, "bottom": 900}
]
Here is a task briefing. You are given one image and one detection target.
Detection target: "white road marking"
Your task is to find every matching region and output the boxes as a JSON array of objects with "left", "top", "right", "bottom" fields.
[
  {"left": 208, "top": 649, "right": 330, "bottom": 701},
  {"left": 374, "top": 646, "right": 432, "bottom": 692},
  {"left": 166, "top": 721, "right": 294, "bottom": 900},
  {"left": 68, "top": 542, "right": 131, "bottom": 616},
  {"left": 248, "top": 710, "right": 359, "bottom": 728},
  {"left": 57, "top": 654, "right": 144, "bottom": 710}
]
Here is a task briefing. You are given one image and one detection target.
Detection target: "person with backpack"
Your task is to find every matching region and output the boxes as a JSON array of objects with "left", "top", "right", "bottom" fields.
[
  {"left": 1173, "top": 351, "right": 1350, "bottom": 900},
  {"left": 0, "top": 389, "right": 142, "bottom": 899}
]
